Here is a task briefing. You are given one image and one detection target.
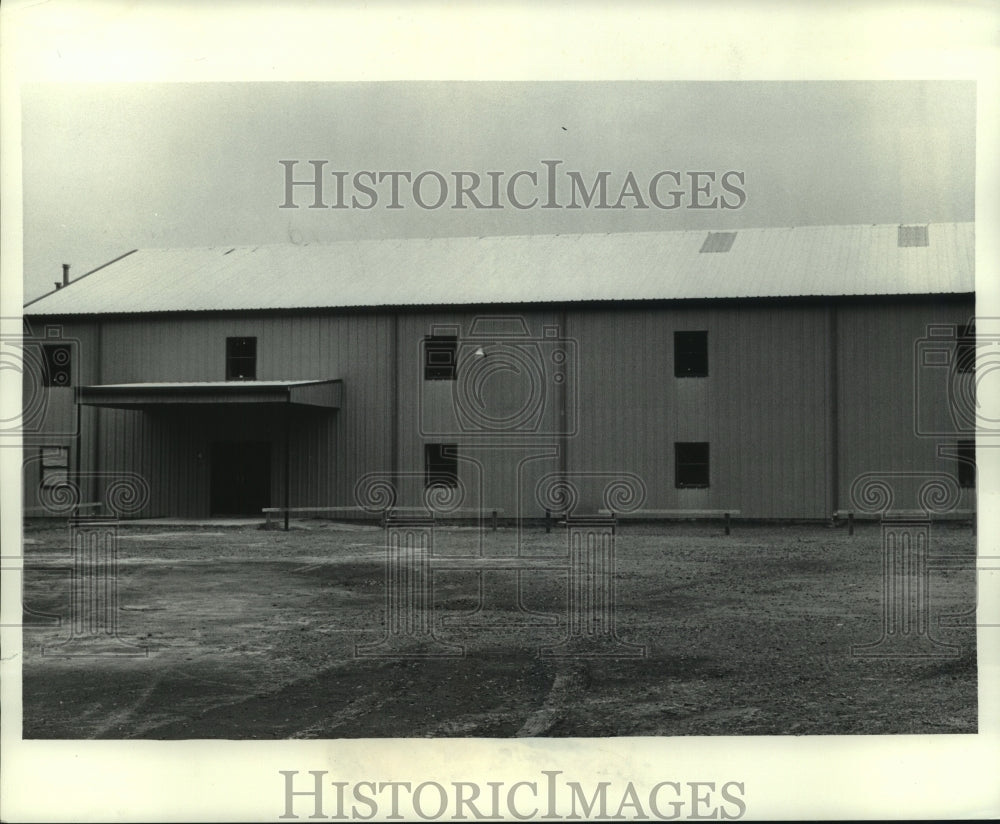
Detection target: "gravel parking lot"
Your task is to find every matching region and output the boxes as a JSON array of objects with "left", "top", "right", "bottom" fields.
[{"left": 20, "top": 519, "right": 977, "bottom": 738}]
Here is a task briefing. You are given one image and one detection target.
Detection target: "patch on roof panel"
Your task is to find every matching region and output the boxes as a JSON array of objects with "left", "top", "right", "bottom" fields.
[
  {"left": 700, "top": 231, "right": 736, "bottom": 253},
  {"left": 898, "top": 225, "right": 929, "bottom": 247}
]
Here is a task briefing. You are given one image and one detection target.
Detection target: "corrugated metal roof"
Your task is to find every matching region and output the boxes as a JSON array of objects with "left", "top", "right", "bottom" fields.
[{"left": 24, "top": 222, "right": 974, "bottom": 316}]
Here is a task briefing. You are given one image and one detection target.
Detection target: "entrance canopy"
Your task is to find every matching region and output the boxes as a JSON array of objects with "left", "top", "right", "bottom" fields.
[{"left": 77, "top": 379, "right": 342, "bottom": 410}]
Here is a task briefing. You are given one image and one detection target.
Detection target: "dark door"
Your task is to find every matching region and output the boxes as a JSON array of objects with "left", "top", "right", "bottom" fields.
[{"left": 210, "top": 441, "right": 271, "bottom": 516}]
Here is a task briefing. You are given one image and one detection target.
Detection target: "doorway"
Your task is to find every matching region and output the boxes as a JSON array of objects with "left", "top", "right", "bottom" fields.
[{"left": 210, "top": 441, "right": 271, "bottom": 516}]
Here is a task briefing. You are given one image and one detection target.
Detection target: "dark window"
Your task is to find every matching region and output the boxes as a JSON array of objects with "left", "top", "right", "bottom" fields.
[
  {"left": 957, "top": 439, "right": 975, "bottom": 488},
  {"left": 675, "top": 442, "right": 710, "bottom": 488},
  {"left": 425, "top": 443, "right": 458, "bottom": 488},
  {"left": 226, "top": 337, "right": 257, "bottom": 380},
  {"left": 425, "top": 335, "right": 457, "bottom": 380},
  {"left": 40, "top": 446, "right": 69, "bottom": 488},
  {"left": 674, "top": 331, "right": 708, "bottom": 377},
  {"left": 42, "top": 344, "right": 72, "bottom": 387},
  {"left": 956, "top": 322, "right": 975, "bottom": 374},
  {"left": 699, "top": 231, "right": 736, "bottom": 253},
  {"left": 897, "top": 225, "right": 929, "bottom": 247}
]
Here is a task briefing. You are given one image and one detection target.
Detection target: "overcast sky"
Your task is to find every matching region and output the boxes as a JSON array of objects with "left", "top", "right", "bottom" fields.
[{"left": 21, "top": 80, "right": 975, "bottom": 301}]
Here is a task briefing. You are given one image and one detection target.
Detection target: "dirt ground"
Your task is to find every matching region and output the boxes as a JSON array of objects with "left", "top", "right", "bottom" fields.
[{"left": 18, "top": 519, "right": 977, "bottom": 738}]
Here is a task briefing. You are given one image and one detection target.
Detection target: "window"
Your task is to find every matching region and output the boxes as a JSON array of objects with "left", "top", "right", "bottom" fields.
[
  {"left": 425, "top": 335, "right": 457, "bottom": 380},
  {"left": 226, "top": 337, "right": 257, "bottom": 380},
  {"left": 42, "top": 343, "right": 72, "bottom": 387},
  {"left": 40, "top": 446, "right": 69, "bottom": 488},
  {"left": 956, "top": 322, "right": 975, "bottom": 375},
  {"left": 957, "top": 439, "right": 975, "bottom": 488},
  {"left": 675, "top": 442, "right": 710, "bottom": 488},
  {"left": 425, "top": 443, "right": 458, "bottom": 488},
  {"left": 674, "top": 331, "right": 708, "bottom": 377}
]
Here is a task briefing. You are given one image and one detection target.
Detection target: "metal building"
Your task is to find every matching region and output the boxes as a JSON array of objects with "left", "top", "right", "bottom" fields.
[{"left": 21, "top": 223, "right": 975, "bottom": 521}]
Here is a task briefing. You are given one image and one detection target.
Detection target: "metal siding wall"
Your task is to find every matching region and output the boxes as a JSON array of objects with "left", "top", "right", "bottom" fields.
[
  {"left": 837, "top": 299, "right": 976, "bottom": 513},
  {"left": 566, "top": 304, "right": 831, "bottom": 518},
  {"left": 28, "top": 298, "right": 977, "bottom": 521},
  {"left": 730, "top": 304, "right": 832, "bottom": 518},
  {"left": 566, "top": 310, "right": 668, "bottom": 511},
  {"left": 395, "top": 310, "right": 563, "bottom": 515},
  {"left": 97, "top": 408, "right": 179, "bottom": 517},
  {"left": 94, "top": 313, "right": 394, "bottom": 516}
]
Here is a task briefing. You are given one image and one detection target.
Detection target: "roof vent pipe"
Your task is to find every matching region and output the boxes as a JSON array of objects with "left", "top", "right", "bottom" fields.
[{"left": 55, "top": 263, "right": 70, "bottom": 290}]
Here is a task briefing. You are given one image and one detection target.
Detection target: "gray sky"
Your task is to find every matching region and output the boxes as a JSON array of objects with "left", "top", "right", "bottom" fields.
[{"left": 21, "top": 81, "right": 975, "bottom": 301}]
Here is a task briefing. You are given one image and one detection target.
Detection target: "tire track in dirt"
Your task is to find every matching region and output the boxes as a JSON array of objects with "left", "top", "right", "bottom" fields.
[
  {"left": 89, "top": 677, "right": 161, "bottom": 739},
  {"left": 514, "top": 662, "right": 589, "bottom": 736},
  {"left": 289, "top": 692, "right": 388, "bottom": 739}
]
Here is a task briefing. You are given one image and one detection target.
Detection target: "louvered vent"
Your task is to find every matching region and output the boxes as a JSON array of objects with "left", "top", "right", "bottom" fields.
[
  {"left": 898, "top": 225, "right": 929, "bottom": 247},
  {"left": 700, "top": 231, "right": 736, "bottom": 253}
]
